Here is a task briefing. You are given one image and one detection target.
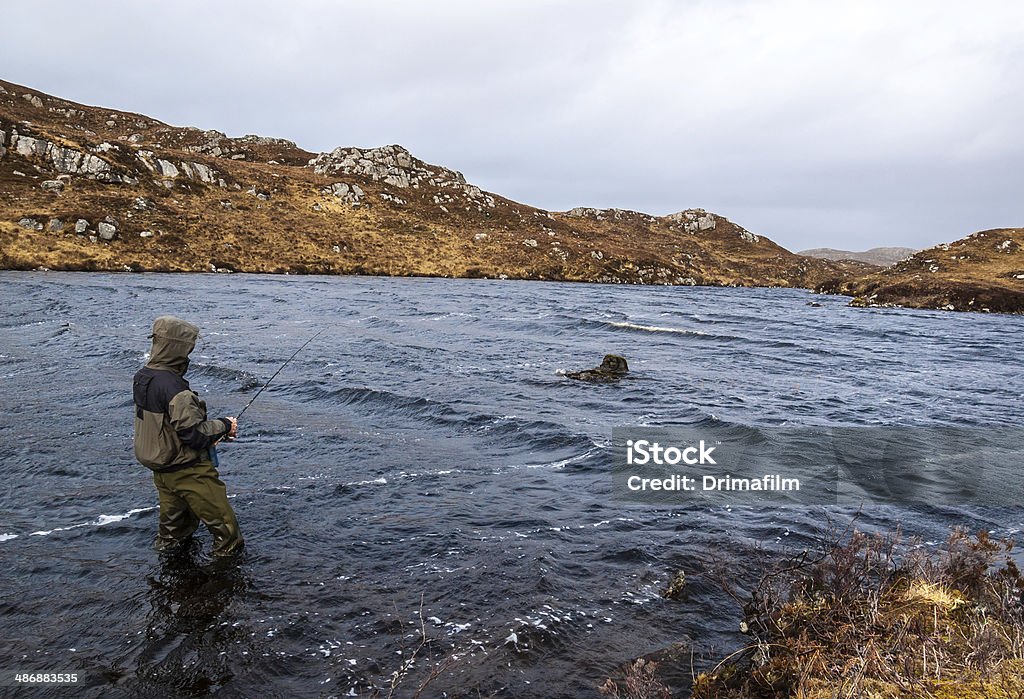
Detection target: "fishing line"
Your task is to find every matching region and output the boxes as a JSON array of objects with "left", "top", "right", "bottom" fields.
[{"left": 235, "top": 329, "right": 324, "bottom": 420}]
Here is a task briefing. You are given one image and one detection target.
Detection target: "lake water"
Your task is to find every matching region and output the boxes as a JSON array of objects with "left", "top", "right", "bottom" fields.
[{"left": 1, "top": 271, "right": 1022, "bottom": 697}]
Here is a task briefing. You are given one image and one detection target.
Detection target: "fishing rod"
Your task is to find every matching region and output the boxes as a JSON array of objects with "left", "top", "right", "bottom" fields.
[{"left": 235, "top": 328, "right": 324, "bottom": 421}]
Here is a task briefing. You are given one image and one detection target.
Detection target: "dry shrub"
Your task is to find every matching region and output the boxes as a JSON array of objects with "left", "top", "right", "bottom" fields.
[
  {"left": 692, "top": 527, "right": 1024, "bottom": 698},
  {"left": 598, "top": 658, "right": 672, "bottom": 699}
]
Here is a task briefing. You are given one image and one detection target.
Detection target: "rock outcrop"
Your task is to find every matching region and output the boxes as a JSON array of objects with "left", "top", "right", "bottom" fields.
[
  {"left": 135, "top": 150, "right": 226, "bottom": 187},
  {"left": 8, "top": 131, "right": 132, "bottom": 183},
  {"left": 664, "top": 209, "right": 719, "bottom": 234},
  {"left": 321, "top": 182, "right": 365, "bottom": 205},
  {"left": 309, "top": 144, "right": 496, "bottom": 210},
  {"left": 565, "top": 207, "right": 656, "bottom": 222}
]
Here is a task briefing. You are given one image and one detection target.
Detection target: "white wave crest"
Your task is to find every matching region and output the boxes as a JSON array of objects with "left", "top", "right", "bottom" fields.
[
  {"left": 24, "top": 507, "right": 156, "bottom": 538},
  {"left": 608, "top": 321, "right": 707, "bottom": 336},
  {"left": 344, "top": 477, "right": 388, "bottom": 487}
]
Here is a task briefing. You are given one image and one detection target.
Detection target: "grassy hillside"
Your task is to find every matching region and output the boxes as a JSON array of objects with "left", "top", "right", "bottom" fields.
[
  {"left": 819, "top": 229, "right": 1024, "bottom": 313},
  {"left": 0, "top": 78, "right": 861, "bottom": 288}
]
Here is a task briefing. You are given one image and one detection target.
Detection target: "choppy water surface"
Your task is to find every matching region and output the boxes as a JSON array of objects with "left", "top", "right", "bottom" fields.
[{"left": 1, "top": 272, "right": 1022, "bottom": 697}]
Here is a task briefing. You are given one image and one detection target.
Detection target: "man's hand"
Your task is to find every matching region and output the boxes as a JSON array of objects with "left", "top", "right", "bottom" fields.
[{"left": 225, "top": 416, "right": 238, "bottom": 441}]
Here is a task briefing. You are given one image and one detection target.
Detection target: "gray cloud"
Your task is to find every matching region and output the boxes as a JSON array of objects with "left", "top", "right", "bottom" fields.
[{"left": 3, "top": 0, "right": 1022, "bottom": 250}]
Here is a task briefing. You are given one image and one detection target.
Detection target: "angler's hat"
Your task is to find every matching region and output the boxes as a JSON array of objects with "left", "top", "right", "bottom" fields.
[{"left": 150, "top": 315, "right": 200, "bottom": 344}]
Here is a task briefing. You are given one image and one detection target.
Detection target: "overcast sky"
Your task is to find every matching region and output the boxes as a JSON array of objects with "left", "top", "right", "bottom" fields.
[{"left": 4, "top": 0, "right": 1023, "bottom": 250}]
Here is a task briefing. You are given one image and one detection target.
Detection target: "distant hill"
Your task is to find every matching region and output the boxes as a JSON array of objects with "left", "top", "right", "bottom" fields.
[
  {"left": 818, "top": 229, "right": 1024, "bottom": 313},
  {"left": 799, "top": 247, "right": 917, "bottom": 266},
  {"left": 0, "top": 78, "right": 861, "bottom": 289}
]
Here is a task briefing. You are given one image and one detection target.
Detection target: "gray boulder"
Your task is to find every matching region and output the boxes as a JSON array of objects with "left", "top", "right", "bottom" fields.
[
  {"left": 154, "top": 159, "right": 179, "bottom": 178},
  {"left": 190, "top": 162, "right": 217, "bottom": 184},
  {"left": 40, "top": 179, "right": 64, "bottom": 193},
  {"left": 13, "top": 134, "right": 48, "bottom": 158},
  {"left": 18, "top": 218, "right": 43, "bottom": 231},
  {"left": 74, "top": 219, "right": 89, "bottom": 234},
  {"left": 324, "top": 182, "right": 365, "bottom": 204},
  {"left": 97, "top": 221, "right": 117, "bottom": 240},
  {"left": 179, "top": 161, "right": 217, "bottom": 183},
  {"left": 48, "top": 218, "right": 63, "bottom": 232}
]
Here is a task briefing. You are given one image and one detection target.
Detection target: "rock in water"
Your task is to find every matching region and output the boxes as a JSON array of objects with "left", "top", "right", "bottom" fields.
[{"left": 566, "top": 354, "right": 629, "bottom": 382}]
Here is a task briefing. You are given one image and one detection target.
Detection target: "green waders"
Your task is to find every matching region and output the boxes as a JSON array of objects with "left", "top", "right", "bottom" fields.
[{"left": 152, "top": 459, "right": 243, "bottom": 557}]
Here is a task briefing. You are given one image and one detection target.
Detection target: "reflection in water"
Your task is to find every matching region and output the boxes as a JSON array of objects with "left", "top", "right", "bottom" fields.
[{"left": 118, "top": 544, "right": 250, "bottom": 696}]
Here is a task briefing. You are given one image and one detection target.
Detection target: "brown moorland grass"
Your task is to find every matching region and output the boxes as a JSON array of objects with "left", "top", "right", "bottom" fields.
[
  {"left": 823, "top": 229, "right": 1024, "bottom": 313},
  {"left": 1, "top": 77, "right": 864, "bottom": 289},
  {"left": 4, "top": 77, "right": 1019, "bottom": 311},
  {"left": 599, "top": 527, "right": 1024, "bottom": 698}
]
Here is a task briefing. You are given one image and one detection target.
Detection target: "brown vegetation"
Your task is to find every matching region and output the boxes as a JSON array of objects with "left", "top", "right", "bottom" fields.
[
  {"left": 820, "top": 229, "right": 1024, "bottom": 313},
  {"left": 3, "top": 79, "right": 1019, "bottom": 313},
  {"left": 675, "top": 527, "right": 1024, "bottom": 698},
  {"left": 0, "top": 78, "right": 859, "bottom": 289},
  {"left": 600, "top": 658, "right": 673, "bottom": 699}
]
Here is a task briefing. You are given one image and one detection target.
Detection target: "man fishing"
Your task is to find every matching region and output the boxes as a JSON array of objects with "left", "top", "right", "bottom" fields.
[{"left": 132, "top": 316, "right": 243, "bottom": 557}]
